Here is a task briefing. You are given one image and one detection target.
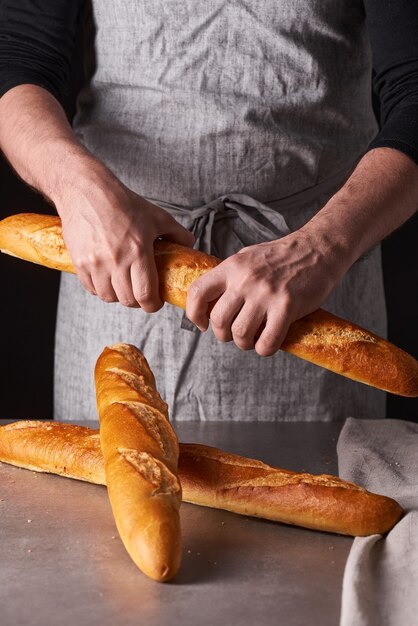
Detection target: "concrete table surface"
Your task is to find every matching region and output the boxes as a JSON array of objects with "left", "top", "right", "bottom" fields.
[{"left": 0, "top": 420, "right": 352, "bottom": 626}]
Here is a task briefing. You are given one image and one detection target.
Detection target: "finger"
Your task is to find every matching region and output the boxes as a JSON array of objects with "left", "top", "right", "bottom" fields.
[
  {"left": 255, "top": 304, "right": 292, "bottom": 357},
  {"left": 160, "top": 219, "right": 195, "bottom": 248},
  {"left": 90, "top": 271, "right": 118, "bottom": 303},
  {"left": 111, "top": 267, "right": 140, "bottom": 308},
  {"left": 130, "top": 245, "right": 163, "bottom": 312},
  {"left": 231, "top": 303, "right": 266, "bottom": 351},
  {"left": 186, "top": 268, "right": 226, "bottom": 331},
  {"left": 209, "top": 292, "right": 245, "bottom": 343},
  {"left": 76, "top": 268, "right": 97, "bottom": 296}
]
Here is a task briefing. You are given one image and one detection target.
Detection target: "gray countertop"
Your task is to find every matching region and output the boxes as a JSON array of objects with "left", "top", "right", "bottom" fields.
[{"left": 0, "top": 420, "right": 352, "bottom": 626}]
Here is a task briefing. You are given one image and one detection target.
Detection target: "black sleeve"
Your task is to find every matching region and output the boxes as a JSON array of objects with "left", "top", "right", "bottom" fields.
[
  {"left": 364, "top": 0, "right": 418, "bottom": 165},
  {"left": 0, "top": 0, "right": 83, "bottom": 102}
]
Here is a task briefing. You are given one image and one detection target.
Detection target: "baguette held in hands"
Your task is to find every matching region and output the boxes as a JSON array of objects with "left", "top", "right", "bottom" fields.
[
  {"left": 0, "top": 420, "right": 403, "bottom": 537},
  {"left": 1, "top": 212, "right": 418, "bottom": 397},
  {"left": 95, "top": 343, "right": 182, "bottom": 582}
]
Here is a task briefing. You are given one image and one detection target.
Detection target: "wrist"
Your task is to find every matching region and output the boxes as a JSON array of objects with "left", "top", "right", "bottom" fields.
[
  {"left": 297, "top": 206, "right": 358, "bottom": 279},
  {"left": 47, "top": 143, "right": 127, "bottom": 215}
]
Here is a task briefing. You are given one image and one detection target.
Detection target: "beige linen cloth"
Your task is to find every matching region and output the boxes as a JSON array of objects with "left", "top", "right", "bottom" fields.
[{"left": 337, "top": 418, "right": 418, "bottom": 626}]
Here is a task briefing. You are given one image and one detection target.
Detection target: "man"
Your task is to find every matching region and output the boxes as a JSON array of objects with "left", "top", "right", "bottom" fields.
[{"left": 0, "top": 1, "right": 417, "bottom": 421}]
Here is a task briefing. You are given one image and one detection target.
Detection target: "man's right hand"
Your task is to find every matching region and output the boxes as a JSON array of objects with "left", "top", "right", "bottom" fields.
[
  {"left": 59, "top": 183, "right": 194, "bottom": 311},
  {"left": 0, "top": 85, "right": 194, "bottom": 312}
]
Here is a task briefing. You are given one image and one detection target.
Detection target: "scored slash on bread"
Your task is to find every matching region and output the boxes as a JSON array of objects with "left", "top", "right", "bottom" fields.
[
  {"left": 0, "top": 420, "right": 403, "bottom": 538},
  {"left": 0, "top": 212, "right": 417, "bottom": 396}
]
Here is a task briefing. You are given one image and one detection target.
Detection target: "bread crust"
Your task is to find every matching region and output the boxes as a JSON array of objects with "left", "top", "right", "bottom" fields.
[
  {"left": 0, "top": 421, "right": 403, "bottom": 537},
  {"left": 94, "top": 344, "right": 182, "bottom": 582},
  {"left": 0, "top": 213, "right": 74, "bottom": 273},
  {"left": 282, "top": 309, "right": 418, "bottom": 397},
  {"left": 0, "top": 212, "right": 417, "bottom": 396}
]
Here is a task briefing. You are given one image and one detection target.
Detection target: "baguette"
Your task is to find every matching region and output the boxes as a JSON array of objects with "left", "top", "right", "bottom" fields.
[
  {"left": 0, "top": 420, "right": 403, "bottom": 537},
  {"left": 1, "top": 212, "right": 418, "bottom": 396},
  {"left": 94, "top": 343, "right": 182, "bottom": 582}
]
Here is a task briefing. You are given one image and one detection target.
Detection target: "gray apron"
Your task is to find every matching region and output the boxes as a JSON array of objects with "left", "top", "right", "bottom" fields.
[{"left": 55, "top": 0, "right": 387, "bottom": 422}]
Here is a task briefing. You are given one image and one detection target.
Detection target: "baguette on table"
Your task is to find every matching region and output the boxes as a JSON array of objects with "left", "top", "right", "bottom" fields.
[
  {"left": 0, "top": 420, "right": 403, "bottom": 537},
  {"left": 94, "top": 343, "right": 182, "bottom": 582},
  {"left": 1, "top": 212, "right": 418, "bottom": 397}
]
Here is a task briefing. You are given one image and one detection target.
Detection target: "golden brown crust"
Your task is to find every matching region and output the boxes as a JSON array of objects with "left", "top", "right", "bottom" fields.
[
  {"left": 0, "top": 213, "right": 220, "bottom": 306},
  {"left": 178, "top": 443, "right": 403, "bottom": 536},
  {"left": 94, "top": 344, "right": 182, "bottom": 582},
  {"left": 282, "top": 309, "right": 418, "bottom": 397},
  {"left": 0, "top": 213, "right": 75, "bottom": 273},
  {"left": 153, "top": 239, "right": 220, "bottom": 308},
  {"left": 0, "top": 421, "right": 105, "bottom": 483},
  {"left": 0, "top": 421, "right": 403, "bottom": 537},
  {"left": 1, "top": 213, "right": 417, "bottom": 396}
]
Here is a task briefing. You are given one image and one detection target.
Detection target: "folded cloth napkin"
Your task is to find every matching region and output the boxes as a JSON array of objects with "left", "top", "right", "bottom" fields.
[{"left": 337, "top": 417, "right": 418, "bottom": 626}]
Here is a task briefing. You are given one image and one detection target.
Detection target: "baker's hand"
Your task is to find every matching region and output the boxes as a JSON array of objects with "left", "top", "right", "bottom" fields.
[
  {"left": 186, "top": 229, "right": 348, "bottom": 356},
  {"left": 60, "top": 184, "right": 194, "bottom": 311}
]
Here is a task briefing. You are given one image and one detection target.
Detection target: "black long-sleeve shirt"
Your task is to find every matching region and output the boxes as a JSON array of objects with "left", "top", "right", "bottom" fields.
[{"left": 0, "top": 0, "right": 417, "bottom": 164}]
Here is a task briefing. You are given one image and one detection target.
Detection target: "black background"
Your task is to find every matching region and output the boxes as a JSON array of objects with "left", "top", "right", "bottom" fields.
[{"left": 0, "top": 24, "right": 417, "bottom": 423}]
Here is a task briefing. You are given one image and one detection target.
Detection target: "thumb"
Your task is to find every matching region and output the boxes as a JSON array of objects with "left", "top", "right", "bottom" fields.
[{"left": 161, "top": 220, "right": 195, "bottom": 248}]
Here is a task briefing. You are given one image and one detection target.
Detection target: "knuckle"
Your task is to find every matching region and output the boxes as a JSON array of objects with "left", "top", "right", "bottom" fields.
[
  {"left": 73, "top": 256, "right": 88, "bottom": 271},
  {"left": 133, "top": 286, "right": 153, "bottom": 303},
  {"left": 131, "top": 239, "right": 146, "bottom": 257},
  {"left": 133, "top": 286, "right": 162, "bottom": 312},
  {"left": 187, "top": 280, "right": 202, "bottom": 300},
  {"left": 231, "top": 321, "right": 248, "bottom": 340},
  {"left": 279, "top": 290, "right": 293, "bottom": 309},
  {"left": 209, "top": 309, "right": 226, "bottom": 328},
  {"left": 229, "top": 254, "right": 246, "bottom": 271},
  {"left": 88, "top": 252, "right": 100, "bottom": 267}
]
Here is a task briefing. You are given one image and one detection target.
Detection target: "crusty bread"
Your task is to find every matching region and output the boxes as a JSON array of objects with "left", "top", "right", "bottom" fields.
[
  {"left": 1, "top": 212, "right": 417, "bottom": 396},
  {"left": 177, "top": 442, "right": 403, "bottom": 537},
  {"left": 0, "top": 213, "right": 75, "bottom": 273},
  {"left": 94, "top": 344, "right": 182, "bottom": 582},
  {"left": 281, "top": 309, "right": 418, "bottom": 397},
  {"left": 0, "top": 420, "right": 403, "bottom": 537}
]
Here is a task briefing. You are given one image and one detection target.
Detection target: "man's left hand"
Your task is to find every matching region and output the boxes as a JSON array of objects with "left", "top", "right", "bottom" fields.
[{"left": 186, "top": 229, "right": 347, "bottom": 356}]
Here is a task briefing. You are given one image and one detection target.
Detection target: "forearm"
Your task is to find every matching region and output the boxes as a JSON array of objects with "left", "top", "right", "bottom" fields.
[
  {"left": 0, "top": 83, "right": 194, "bottom": 310},
  {"left": 302, "top": 147, "right": 418, "bottom": 270},
  {"left": 0, "top": 84, "right": 122, "bottom": 213},
  {"left": 187, "top": 147, "right": 418, "bottom": 355}
]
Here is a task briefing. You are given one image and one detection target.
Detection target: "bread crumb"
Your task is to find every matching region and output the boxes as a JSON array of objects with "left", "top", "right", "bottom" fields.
[
  {"left": 27, "top": 519, "right": 32, "bottom": 523},
  {"left": 27, "top": 549, "right": 32, "bottom": 553},
  {"left": 187, "top": 549, "right": 191, "bottom": 554}
]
